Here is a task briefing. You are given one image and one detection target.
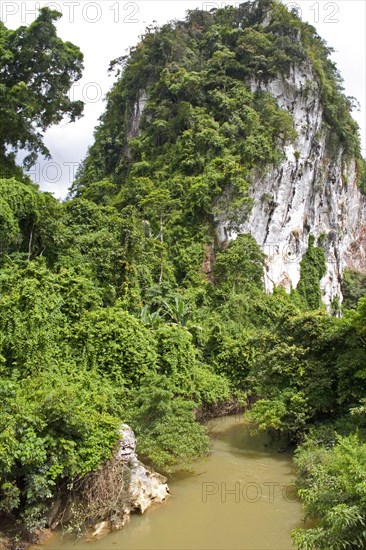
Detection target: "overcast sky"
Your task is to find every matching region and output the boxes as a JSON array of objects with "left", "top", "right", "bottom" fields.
[{"left": 2, "top": 0, "right": 365, "bottom": 198}]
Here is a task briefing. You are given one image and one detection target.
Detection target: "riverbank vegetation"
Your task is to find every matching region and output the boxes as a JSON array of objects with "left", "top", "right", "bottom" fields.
[{"left": 1, "top": 1, "right": 366, "bottom": 548}]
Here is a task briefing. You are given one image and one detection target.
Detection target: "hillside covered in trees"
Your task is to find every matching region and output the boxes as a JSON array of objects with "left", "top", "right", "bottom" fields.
[{"left": 1, "top": 2, "right": 366, "bottom": 548}]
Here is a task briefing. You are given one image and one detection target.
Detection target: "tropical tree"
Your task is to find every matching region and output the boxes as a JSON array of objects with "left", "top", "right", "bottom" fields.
[{"left": 0, "top": 8, "right": 84, "bottom": 168}]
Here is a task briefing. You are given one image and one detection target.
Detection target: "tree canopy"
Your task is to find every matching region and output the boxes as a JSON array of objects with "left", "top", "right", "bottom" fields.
[{"left": 0, "top": 8, "right": 83, "bottom": 169}]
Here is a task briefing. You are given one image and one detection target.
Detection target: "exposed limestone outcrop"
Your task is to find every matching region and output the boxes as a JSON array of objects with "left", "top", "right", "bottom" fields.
[
  {"left": 117, "top": 424, "right": 169, "bottom": 515},
  {"left": 127, "top": 91, "right": 148, "bottom": 141},
  {"left": 215, "top": 63, "right": 366, "bottom": 307},
  {"left": 42, "top": 424, "right": 169, "bottom": 542},
  {"left": 89, "top": 424, "right": 169, "bottom": 539},
  {"left": 123, "top": 7, "right": 366, "bottom": 309}
]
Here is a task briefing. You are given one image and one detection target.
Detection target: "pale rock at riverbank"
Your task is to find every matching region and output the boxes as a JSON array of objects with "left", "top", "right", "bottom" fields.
[
  {"left": 90, "top": 424, "right": 169, "bottom": 539},
  {"left": 118, "top": 424, "right": 169, "bottom": 514}
]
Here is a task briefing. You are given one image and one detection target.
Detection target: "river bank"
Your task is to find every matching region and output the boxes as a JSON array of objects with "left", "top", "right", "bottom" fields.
[
  {"left": 44, "top": 416, "right": 303, "bottom": 550},
  {"left": 0, "top": 424, "right": 169, "bottom": 550},
  {"left": 1, "top": 417, "right": 303, "bottom": 549}
]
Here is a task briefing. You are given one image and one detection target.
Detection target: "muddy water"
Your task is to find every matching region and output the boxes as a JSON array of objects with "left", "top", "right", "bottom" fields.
[{"left": 48, "top": 416, "right": 303, "bottom": 549}]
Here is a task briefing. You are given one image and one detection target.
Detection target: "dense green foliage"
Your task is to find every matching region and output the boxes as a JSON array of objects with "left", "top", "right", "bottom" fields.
[
  {"left": 128, "top": 374, "right": 209, "bottom": 470},
  {"left": 0, "top": 8, "right": 84, "bottom": 169},
  {"left": 342, "top": 268, "right": 366, "bottom": 309},
  {"left": 1, "top": 1, "right": 365, "bottom": 547},
  {"left": 76, "top": 0, "right": 362, "bottom": 192},
  {"left": 295, "top": 234, "right": 327, "bottom": 310},
  {"left": 293, "top": 431, "right": 366, "bottom": 549}
]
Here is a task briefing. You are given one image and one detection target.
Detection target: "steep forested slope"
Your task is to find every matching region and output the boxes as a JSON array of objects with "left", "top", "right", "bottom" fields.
[
  {"left": 75, "top": 0, "right": 366, "bottom": 310},
  {"left": 1, "top": 2, "right": 366, "bottom": 548}
]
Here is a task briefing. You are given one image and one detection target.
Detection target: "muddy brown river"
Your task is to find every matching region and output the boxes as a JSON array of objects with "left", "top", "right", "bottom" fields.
[{"left": 47, "top": 416, "right": 304, "bottom": 549}]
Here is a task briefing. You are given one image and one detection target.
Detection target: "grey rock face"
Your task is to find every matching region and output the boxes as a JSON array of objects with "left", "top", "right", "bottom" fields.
[
  {"left": 127, "top": 91, "right": 148, "bottom": 141},
  {"left": 116, "top": 423, "right": 139, "bottom": 467},
  {"left": 127, "top": 64, "right": 366, "bottom": 307},
  {"left": 216, "top": 64, "right": 366, "bottom": 307}
]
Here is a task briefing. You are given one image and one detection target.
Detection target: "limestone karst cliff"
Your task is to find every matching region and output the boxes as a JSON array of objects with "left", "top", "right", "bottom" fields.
[
  {"left": 216, "top": 63, "right": 366, "bottom": 307},
  {"left": 76, "top": 0, "right": 366, "bottom": 308}
]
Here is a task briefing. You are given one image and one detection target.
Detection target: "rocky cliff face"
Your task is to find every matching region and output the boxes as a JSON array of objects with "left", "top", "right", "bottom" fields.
[
  {"left": 127, "top": 91, "right": 148, "bottom": 141},
  {"left": 215, "top": 63, "right": 366, "bottom": 307},
  {"left": 80, "top": 1, "right": 366, "bottom": 309}
]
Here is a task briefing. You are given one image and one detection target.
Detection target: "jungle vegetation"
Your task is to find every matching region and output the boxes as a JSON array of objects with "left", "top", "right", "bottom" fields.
[{"left": 1, "top": 2, "right": 366, "bottom": 548}]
